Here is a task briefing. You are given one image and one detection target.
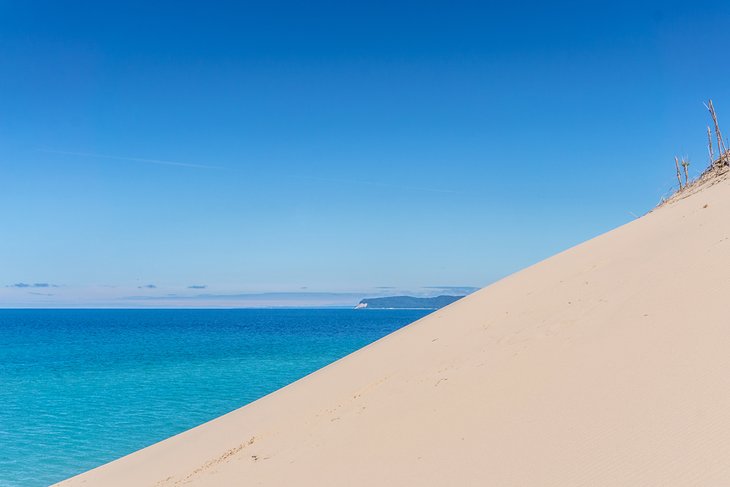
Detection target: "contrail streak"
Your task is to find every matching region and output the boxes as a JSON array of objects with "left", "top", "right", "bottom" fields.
[
  {"left": 38, "top": 149, "right": 222, "bottom": 169},
  {"left": 39, "top": 149, "right": 458, "bottom": 193}
]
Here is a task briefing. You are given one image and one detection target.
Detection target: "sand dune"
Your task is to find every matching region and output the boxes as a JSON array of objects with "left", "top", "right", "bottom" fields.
[{"left": 57, "top": 175, "right": 730, "bottom": 486}]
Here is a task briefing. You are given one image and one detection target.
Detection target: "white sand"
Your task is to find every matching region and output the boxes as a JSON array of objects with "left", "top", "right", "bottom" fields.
[{"left": 57, "top": 176, "right": 730, "bottom": 486}]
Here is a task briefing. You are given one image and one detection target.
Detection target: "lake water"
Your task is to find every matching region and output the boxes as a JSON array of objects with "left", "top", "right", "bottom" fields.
[{"left": 0, "top": 308, "right": 429, "bottom": 486}]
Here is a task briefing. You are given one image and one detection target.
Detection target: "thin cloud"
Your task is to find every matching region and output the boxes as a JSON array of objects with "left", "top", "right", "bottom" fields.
[
  {"left": 38, "top": 149, "right": 222, "bottom": 170},
  {"left": 8, "top": 282, "right": 58, "bottom": 288},
  {"left": 122, "top": 291, "right": 363, "bottom": 301},
  {"left": 118, "top": 291, "right": 364, "bottom": 309},
  {"left": 422, "top": 286, "right": 479, "bottom": 295}
]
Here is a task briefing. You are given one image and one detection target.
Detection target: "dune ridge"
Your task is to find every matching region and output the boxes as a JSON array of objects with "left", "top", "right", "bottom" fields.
[{"left": 57, "top": 174, "right": 730, "bottom": 486}]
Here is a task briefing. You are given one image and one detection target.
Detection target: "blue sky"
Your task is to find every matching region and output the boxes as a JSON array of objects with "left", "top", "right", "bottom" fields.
[{"left": 1, "top": 1, "right": 729, "bottom": 307}]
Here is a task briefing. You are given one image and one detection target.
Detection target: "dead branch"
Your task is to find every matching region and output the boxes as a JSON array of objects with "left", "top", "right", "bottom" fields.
[
  {"left": 681, "top": 157, "right": 690, "bottom": 185},
  {"left": 706, "top": 100, "right": 727, "bottom": 166},
  {"left": 675, "top": 156, "right": 683, "bottom": 190},
  {"left": 707, "top": 125, "right": 714, "bottom": 165}
]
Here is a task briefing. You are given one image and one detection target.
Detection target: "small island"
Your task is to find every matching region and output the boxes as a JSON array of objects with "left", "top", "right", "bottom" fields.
[{"left": 354, "top": 295, "right": 464, "bottom": 310}]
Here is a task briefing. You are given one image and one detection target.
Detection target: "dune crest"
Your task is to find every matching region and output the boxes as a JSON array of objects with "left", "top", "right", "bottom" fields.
[{"left": 58, "top": 175, "right": 730, "bottom": 486}]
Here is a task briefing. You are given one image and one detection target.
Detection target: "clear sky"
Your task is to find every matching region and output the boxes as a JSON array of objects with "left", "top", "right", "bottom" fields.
[{"left": 2, "top": 1, "right": 729, "bottom": 307}]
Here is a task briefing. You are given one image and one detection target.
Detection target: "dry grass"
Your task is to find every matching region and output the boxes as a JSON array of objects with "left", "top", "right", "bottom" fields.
[
  {"left": 660, "top": 155, "right": 730, "bottom": 206},
  {"left": 658, "top": 99, "right": 729, "bottom": 208}
]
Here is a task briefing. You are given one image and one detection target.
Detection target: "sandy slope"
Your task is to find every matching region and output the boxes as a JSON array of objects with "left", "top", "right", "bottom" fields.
[{"left": 57, "top": 177, "right": 730, "bottom": 486}]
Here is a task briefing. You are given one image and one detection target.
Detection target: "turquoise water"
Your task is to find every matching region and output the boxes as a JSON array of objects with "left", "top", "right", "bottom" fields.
[{"left": 0, "top": 308, "right": 429, "bottom": 487}]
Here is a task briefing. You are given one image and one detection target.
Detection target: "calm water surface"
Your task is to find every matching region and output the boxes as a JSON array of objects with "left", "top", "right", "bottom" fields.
[{"left": 0, "top": 308, "right": 429, "bottom": 487}]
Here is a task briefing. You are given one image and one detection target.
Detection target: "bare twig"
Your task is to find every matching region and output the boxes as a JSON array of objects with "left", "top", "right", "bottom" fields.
[
  {"left": 675, "top": 156, "right": 683, "bottom": 190},
  {"left": 681, "top": 157, "right": 690, "bottom": 185},
  {"left": 708, "top": 125, "right": 714, "bottom": 165},
  {"left": 706, "top": 100, "right": 727, "bottom": 166}
]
